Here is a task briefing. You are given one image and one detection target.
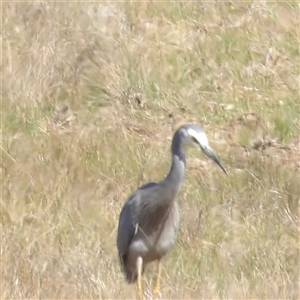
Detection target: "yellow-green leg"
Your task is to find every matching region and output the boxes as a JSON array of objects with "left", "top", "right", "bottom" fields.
[
  {"left": 136, "top": 256, "right": 144, "bottom": 299},
  {"left": 153, "top": 260, "right": 162, "bottom": 295}
]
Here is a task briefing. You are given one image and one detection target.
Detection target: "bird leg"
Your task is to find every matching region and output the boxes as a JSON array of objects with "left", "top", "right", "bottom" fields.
[
  {"left": 153, "top": 260, "right": 162, "bottom": 295},
  {"left": 136, "top": 256, "right": 144, "bottom": 299}
]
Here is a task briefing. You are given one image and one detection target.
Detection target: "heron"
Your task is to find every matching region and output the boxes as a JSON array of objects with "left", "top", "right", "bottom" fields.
[{"left": 117, "top": 124, "right": 228, "bottom": 298}]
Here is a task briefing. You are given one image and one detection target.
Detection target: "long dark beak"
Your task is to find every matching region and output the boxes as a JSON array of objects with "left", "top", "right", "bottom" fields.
[{"left": 201, "top": 145, "right": 228, "bottom": 175}]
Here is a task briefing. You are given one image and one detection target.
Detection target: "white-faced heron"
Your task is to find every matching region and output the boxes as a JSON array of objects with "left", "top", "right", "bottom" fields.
[{"left": 117, "top": 124, "right": 228, "bottom": 298}]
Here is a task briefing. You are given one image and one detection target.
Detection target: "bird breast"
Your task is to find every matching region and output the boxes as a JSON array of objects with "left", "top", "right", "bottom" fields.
[{"left": 129, "top": 202, "right": 180, "bottom": 263}]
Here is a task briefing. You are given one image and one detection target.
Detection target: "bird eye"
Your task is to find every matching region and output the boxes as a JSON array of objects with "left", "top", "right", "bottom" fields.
[{"left": 192, "top": 136, "right": 198, "bottom": 144}]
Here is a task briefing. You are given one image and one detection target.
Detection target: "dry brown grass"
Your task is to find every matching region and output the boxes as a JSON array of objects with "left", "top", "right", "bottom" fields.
[{"left": 1, "top": 1, "right": 299, "bottom": 299}]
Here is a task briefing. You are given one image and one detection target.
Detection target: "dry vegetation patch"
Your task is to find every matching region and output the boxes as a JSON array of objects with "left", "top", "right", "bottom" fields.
[{"left": 2, "top": 1, "right": 299, "bottom": 299}]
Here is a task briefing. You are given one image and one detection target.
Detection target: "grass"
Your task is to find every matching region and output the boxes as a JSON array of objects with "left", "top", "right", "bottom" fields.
[{"left": 1, "top": 1, "right": 299, "bottom": 299}]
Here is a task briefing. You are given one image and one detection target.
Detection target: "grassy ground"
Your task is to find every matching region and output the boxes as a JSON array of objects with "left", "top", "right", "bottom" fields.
[{"left": 1, "top": 1, "right": 299, "bottom": 299}]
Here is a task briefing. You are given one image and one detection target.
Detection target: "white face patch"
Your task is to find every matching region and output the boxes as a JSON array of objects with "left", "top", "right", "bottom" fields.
[{"left": 187, "top": 128, "right": 208, "bottom": 147}]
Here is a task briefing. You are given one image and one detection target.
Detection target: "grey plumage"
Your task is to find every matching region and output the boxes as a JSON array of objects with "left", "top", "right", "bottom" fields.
[{"left": 116, "top": 124, "right": 227, "bottom": 295}]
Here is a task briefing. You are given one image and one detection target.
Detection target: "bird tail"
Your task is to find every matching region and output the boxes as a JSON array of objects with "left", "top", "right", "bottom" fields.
[
  {"left": 125, "top": 269, "right": 137, "bottom": 283},
  {"left": 124, "top": 265, "right": 145, "bottom": 283},
  {"left": 119, "top": 254, "right": 145, "bottom": 283},
  {"left": 119, "top": 254, "right": 137, "bottom": 283}
]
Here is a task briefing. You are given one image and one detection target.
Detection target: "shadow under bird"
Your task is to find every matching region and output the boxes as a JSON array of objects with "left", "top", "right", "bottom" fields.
[{"left": 117, "top": 124, "right": 228, "bottom": 298}]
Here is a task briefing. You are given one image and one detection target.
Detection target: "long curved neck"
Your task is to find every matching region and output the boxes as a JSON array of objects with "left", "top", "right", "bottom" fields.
[{"left": 162, "top": 132, "right": 186, "bottom": 200}]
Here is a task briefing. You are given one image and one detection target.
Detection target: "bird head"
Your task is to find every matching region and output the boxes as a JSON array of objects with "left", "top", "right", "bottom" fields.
[{"left": 181, "top": 124, "right": 228, "bottom": 175}]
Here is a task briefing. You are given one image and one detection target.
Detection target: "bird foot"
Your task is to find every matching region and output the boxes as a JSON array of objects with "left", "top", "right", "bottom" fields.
[
  {"left": 137, "top": 282, "right": 144, "bottom": 299},
  {"left": 138, "top": 291, "right": 144, "bottom": 300},
  {"left": 153, "top": 288, "right": 159, "bottom": 296},
  {"left": 153, "top": 282, "right": 161, "bottom": 297}
]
